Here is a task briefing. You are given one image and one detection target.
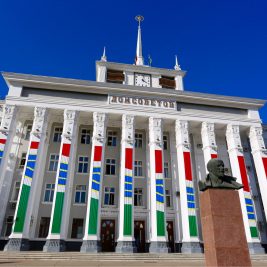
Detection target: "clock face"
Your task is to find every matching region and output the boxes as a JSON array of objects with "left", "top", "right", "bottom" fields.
[{"left": 134, "top": 73, "right": 151, "bottom": 87}]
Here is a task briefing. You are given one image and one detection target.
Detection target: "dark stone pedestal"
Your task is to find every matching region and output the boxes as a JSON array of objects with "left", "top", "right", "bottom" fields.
[
  {"left": 181, "top": 242, "right": 202, "bottom": 253},
  {"left": 80, "top": 240, "right": 101, "bottom": 253},
  {"left": 149, "top": 241, "right": 169, "bottom": 253},
  {"left": 115, "top": 241, "right": 137, "bottom": 253},
  {"left": 43, "top": 239, "right": 65, "bottom": 252},
  {"left": 200, "top": 189, "right": 252, "bottom": 267},
  {"left": 4, "top": 238, "right": 29, "bottom": 251}
]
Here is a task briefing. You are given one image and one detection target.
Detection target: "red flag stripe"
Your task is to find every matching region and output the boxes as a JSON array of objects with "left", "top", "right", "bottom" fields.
[
  {"left": 62, "top": 143, "right": 71, "bottom": 157},
  {"left": 94, "top": 146, "right": 102, "bottom": 161},
  {"left": 125, "top": 148, "right": 133, "bottom": 170},
  {"left": 211, "top": 154, "right": 218, "bottom": 159},
  {"left": 237, "top": 156, "right": 250, "bottom": 192},
  {"left": 155, "top": 150, "right": 163, "bottom": 173},
  {"left": 262, "top": 157, "right": 267, "bottom": 178},
  {"left": 30, "top": 141, "right": 39, "bottom": 149},
  {"left": 0, "top": 139, "right": 6, "bottom": 145},
  {"left": 183, "top": 151, "right": 193, "bottom": 181}
]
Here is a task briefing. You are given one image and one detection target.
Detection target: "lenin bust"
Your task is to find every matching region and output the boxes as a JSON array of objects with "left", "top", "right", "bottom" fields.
[{"left": 198, "top": 159, "right": 244, "bottom": 191}]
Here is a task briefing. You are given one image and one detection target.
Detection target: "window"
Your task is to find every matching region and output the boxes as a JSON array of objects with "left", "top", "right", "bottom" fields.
[
  {"left": 77, "top": 156, "right": 89, "bottom": 173},
  {"left": 19, "top": 153, "right": 27, "bottom": 169},
  {"left": 25, "top": 124, "right": 32, "bottom": 140},
  {"left": 105, "top": 159, "right": 116, "bottom": 175},
  {"left": 134, "top": 188, "right": 143, "bottom": 206},
  {"left": 75, "top": 185, "right": 86, "bottom": 204},
  {"left": 48, "top": 154, "right": 59, "bottom": 172},
  {"left": 107, "top": 131, "right": 117, "bottom": 146},
  {"left": 165, "top": 189, "right": 171, "bottom": 207},
  {"left": 164, "top": 162, "right": 169, "bottom": 178},
  {"left": 163, "top": 135, "right": 168, "bottom": 150},
  {"left": 135, "top": 133, "right": 143, "bottom": 148},
  {"left": 38, "top": 217, "right": 50, "bottom": 238},
  {"left": 81, "top": 129, "right": 90, "bottom": 144},
  {"left": 104, "top": 187, "right": 115, "bottom": 205},
  {"left": 134, "top": 161, "right": 143, "bottom": 177},
  {"left": 53, "top": 127, "right": 63, "bottom": 142},
  {"left": 71, "top": 218, "right": 84, "bottom": 239},
  {"left": 12, "top": 181, "right": 20, "bottom": 201},
  {"left": 44, "top": 184, "right": 55, "bottom": 203}
]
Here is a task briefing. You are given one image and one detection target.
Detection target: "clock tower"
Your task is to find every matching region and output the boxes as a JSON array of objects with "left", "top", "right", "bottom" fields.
[{"left": 96, "top": 16, "right": 185, "bottom": 91}]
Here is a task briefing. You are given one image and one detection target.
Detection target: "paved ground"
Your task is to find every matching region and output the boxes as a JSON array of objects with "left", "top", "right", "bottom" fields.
[{"left": 0, "top": 252, "right": 266, "bottom": 267}]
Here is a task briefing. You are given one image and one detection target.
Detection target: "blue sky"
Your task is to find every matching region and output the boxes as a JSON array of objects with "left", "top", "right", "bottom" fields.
[{"left": 0, "top": 0, "right": 266, "bottom": 122}]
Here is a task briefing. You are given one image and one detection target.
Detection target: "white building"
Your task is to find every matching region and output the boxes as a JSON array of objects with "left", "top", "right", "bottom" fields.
[{"left": 0, "top": 18, "right": 267, "bottom": 254}]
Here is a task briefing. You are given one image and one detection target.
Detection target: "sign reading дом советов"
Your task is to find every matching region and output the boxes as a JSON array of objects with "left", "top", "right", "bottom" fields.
[{"left": 108, "top": 95, "right": 176, "bottom": 110}]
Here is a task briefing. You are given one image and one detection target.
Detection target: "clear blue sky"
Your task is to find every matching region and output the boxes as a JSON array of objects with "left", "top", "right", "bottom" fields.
[{"left": 0, "top": 0, "right": 266, "bottom": 122}]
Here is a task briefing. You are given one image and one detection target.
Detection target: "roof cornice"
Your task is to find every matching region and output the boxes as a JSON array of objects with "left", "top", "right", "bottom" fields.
[{"left": 2, "top": 71, "right": 266, "bottom": 110}]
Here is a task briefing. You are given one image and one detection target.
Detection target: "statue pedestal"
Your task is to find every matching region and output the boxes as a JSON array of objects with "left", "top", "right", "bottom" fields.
[{"left": 200, "top": 189, "right": 251, "bottom": 267}]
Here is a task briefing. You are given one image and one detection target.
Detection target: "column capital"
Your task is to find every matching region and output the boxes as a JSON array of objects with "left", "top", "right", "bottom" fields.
[
  {"left": 0, "top": 104, "right": 17, "bottom": 134},
  {"left": 175, "top": 120, "right": 190, "bottom": 151},
  {"left": 31, "top": 107, "right": 48, "bottom": 137},
  {"left": 92, "top": 112, "right": 108, "bottom": 144},
  {"left": 62, "top": 110, "right": 79, "bottom": 141},
  {"left": 201, "top": 121, "right": 217, "bottom": 152},
  {"left": 121, "top": 114, "right": 135, "bottom": 145},
  {"left": 249, "top": 126, "right": 267, "bottom": 155},
  {"left": 149, "top": 117, "right": 162, "bottom": 147},
  {"left": 226, "top": 124, "right": 243, "bottom": 153}
]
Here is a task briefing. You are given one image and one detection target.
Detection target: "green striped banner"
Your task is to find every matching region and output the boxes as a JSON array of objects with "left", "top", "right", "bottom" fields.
[
  {"left": 156, "top": 210, "right": 165, "bottom": 236},
  {"left": 51, "top": 192, "right": 65, "bottom": 234},
  {"left": 189, "top": 215, "right": 198, "bottom": 237},
  {"left": 123, "top": 204, "right": 132, "bottom": 236},
  {"left": 88, "top": 198, "right": 99, "bottom": 235}
]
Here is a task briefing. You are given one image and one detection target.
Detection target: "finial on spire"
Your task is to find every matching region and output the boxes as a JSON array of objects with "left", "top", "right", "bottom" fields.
[
  {"left": 174, "top": 55, "right": 181, "bottom": 70},
  {"left": 135, "top": 15, "right": 144, "bottom": 66},
  {"left": 101, "top": 46, "right": 107, "bottom": 62}
]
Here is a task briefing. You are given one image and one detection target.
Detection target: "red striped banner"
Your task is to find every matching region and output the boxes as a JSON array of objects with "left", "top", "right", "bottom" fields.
[
  {"left": 0, "top": 139, "right": 6, "bottom": 145},
  {"left": 62, "top": 143, "right": 71, "bottom": 157},
  {"left": 30, "top": 141, "right": 39, "bottom": 149},
  {"left": 155, "top": 150, "right": 163, "bottom": 173},
  {"left": 262, "top": 158, "right": 267, "bottom": 177},
  {"left": 93, "top": 146, "right": 102, "bottom": 161},
  {"left": 238, "top": 156, "right": 250, "bottom": 192},
  {"left": 211, "top": 154, "right": 217, "bottom": 159},
  {"left": 183, "top": 151, "right": 193, "bottom": 181},
  {"left": 125, "top": 148, "right": 133, "bottom": 170}
]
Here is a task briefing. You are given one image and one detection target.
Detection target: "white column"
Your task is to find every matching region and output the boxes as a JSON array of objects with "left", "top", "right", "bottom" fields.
[
  {"left": 249, "top": 126, "right": 267, "bottom": 232},
  {"left": 5, "top": 107, "right": 49, "bottom": 251},
  {"left": 148, "top": 117, "right": 168, "bottom": 253},
  {"left": 175, "top": 120, "right": 201, "bottom": 253},
  {"left": 43, "top": 109, "right": 79, "bottom": 252},
  {"left": 116, "top": 114, "right": 135, "bottom": 252},
  {"left": 226, "top": 124, "right": 264, "bottom": 254},
  {"left": 201, "top": 122, "right": 218, "bottom": 173},
  {"left": 0, "top": 105, "right": 21, "bottom": 236},
  {"left": 81, "top": 112, "right": 107, "bottom": 253}
]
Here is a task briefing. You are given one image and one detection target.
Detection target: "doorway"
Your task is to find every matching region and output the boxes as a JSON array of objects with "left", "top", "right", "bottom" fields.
[
  {"left": 100, "top": 219, "right": 115, "bottom": 252},
  {"left": 166, "top": 221, "right": 175, "bottom": 252},
  {"left": 134, "top": 220, "right": 146, "bottom": 252}
]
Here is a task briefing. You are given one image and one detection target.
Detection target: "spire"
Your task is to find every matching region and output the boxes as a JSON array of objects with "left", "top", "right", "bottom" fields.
[
  {"left": 174, "top": 55, "right": 181, "bottom": 70},
  {"left": 101, "top": 46, "right": 107, "bottom": 62},
  {"left": 135, "top": 15, "right": 144, "bottom": 65}
]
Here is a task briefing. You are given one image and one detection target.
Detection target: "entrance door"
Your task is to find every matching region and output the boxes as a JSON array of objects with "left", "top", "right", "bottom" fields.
[
  {"left": 38, "top": 217, "right": 50, "bottom": 238},
  {"left": 134, "top": 220, "right": 146, "bottom": 252},
  {"left": 71, "top": 218, "right": 84, "bottom": 239},
  {"left": 101, "top": 219, "right": 115, "bottom": 252},
  {"left": 166, "top": 221, "right": 175, "bottom": 252}
]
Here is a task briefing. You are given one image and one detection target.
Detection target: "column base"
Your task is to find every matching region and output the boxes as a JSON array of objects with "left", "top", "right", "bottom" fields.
[
  {"left": 43, "top": 239, "right": 66, "bottom": 252},
  {"left": 80, "top": 240, "right": 101, "bottom": 253},
  {"left": 181, "top": 242, "right": 202, "bottom": 253},
  {"left": 149, "top": 241, "right": 169, "bottom": 253},
  {"left": 4, "top": 238, "right": 29, "bottom": 251},
  {"left": 115, "top": 241, "right": 137, "bottom": 253},
  {"left": 248, "top": 242, "right": 265, "bottom": 254}
]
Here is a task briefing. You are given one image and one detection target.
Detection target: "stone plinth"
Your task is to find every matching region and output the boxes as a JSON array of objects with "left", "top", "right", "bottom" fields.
[{"left": 200, "top": 189, "right": 251, "bottom": 267}]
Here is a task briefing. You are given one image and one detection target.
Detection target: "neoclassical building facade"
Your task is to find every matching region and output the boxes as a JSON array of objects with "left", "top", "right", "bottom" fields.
[{"left": 0, "top": 23, "right": 267, "bottom": 254}]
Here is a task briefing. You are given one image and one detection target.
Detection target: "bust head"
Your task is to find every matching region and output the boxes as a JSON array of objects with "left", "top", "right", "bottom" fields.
[{"left": 207, "top": 159, "right": 225, "bottom": 178}]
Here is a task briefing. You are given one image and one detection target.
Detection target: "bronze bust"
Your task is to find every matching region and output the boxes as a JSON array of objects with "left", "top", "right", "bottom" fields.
[{"left": 198, "top": 159, "right": 244, "bottom": 191}]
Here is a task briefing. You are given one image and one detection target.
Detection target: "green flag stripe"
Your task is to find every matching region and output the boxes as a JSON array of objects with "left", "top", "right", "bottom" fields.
[
  {"left": 13, "top": 184, "right": 31, "bottom": 233},
  {"left": 51, "top": 192, "right": 65, "bottom": 234},
  {"left": 123, "top": 204, "right": 132, "bottom": 236},
  {"left": 88, "top": 198, "right": 99, "bottom": 235},
  {"left": 189, "top": 215, "right": 198, "bottom": 237},
  {"left": 156, "top": 210, "right": 165, "bottom": 236},
  {"left": 250, "top": 226, "right": 258, "bottom": 238}
]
